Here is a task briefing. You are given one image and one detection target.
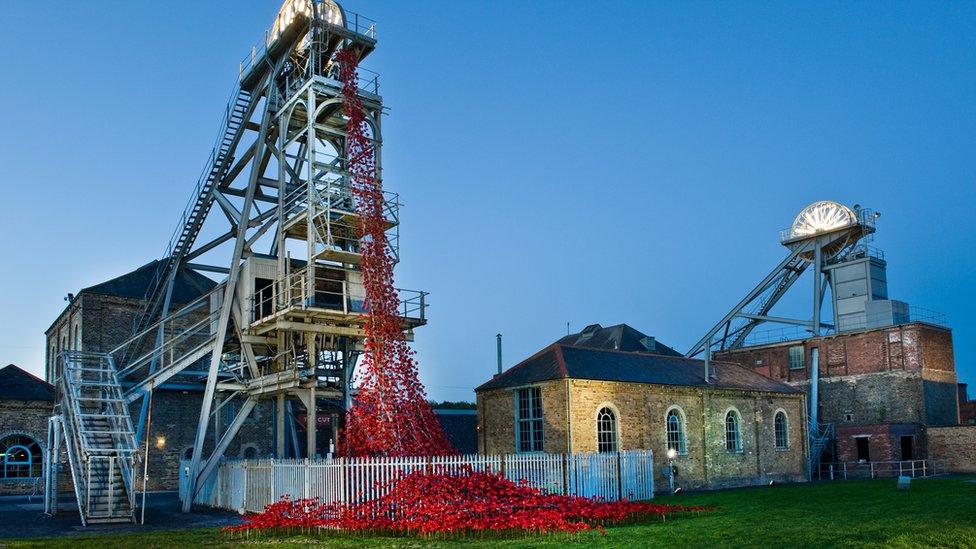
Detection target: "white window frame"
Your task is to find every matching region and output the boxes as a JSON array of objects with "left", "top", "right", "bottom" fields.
[
  {"left": 774, "top": 409, "right": 790, "bottom": 450},
  {"left": 788, "top": 345, "right": 805, "bottom": 370},
  {"left": 725, "top": 408, "right": 743, "bottom": 453},
  {"left": 596, "top": 403, "right": 620, "bottom": 453},
  {"left": 665, "top": 406, "right": 687, "bottom": 455},
  {"left": 514, "top": 386, "right": 544, "bottom": 453}
]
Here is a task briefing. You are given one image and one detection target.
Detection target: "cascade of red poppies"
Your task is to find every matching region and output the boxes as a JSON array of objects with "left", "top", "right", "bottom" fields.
[{"left": 334, "top": 48, "right": 454, "bottom": 457}]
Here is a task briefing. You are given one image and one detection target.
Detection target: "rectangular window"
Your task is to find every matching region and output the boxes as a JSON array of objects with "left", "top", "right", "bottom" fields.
[
  {"left": 515, "top": 387, "right": 543, "bottom": 453},
  {"left": 788, "top": 346, "right": 805, "bottom": 370}
]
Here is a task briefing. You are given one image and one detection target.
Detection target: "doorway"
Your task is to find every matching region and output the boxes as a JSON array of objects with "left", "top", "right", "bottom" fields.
[
  {"left": 855, "top": 437, "right": 870, "bottom": 462},
  {"left": 900, "top": 436, "right": 914, "bottom": 460}
]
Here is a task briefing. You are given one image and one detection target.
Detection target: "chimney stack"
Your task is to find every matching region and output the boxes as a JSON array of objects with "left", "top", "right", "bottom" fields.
[{"left": 496, "top": 334, "right": 503, "bottom": 375}]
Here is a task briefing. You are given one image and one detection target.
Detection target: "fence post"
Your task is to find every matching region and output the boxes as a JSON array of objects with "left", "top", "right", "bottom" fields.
[
  {"left": 304, "top": 459, "right": 310, "bottom": 499},
  {"left": 616, "top": 452, "right": 623, "bottom": 501},
  {"left": 911, "top": 461, "right": 915, "bottom": 478},
  {"left": 242, "top": 462, "right": 247, "bottom": 513},
  {"left": 561, "top": 453, "right": 569, "bottom": 495},
  {"left": 922, "top": 460, "right": 927, "bottom": 477},
  {"left": 843, "top": 462, "right": 847, "bottom": 480},
  {"left": 870, "top": 462, "right": 875, "bottom": 479}
]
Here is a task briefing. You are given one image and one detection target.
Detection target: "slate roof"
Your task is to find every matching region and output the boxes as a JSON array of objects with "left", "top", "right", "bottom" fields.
[
  {"left": 0, "top": 364, "right": 56, "bottom": 402},
  {"left": 80, "top": 260, "right": 217, "bottom": 304},
  {"left": 476, "top": 339, "right": 800, "bottom": 395},
  {"left": 556, "top": 323, "right": 682, "bottom": 356}
]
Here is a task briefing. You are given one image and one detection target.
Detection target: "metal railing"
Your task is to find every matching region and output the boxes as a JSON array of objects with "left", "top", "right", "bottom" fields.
[
  {"left": 779, "top": 207, "right": 878, "bottom": 244},
  {"left": 113, "top": 287, "right": 224, "bottom": 392},
  {"left": 282, "top": 176, "right": 400, "bottom": 230},
  {"left": 239, "top": 7, "right": 377, "bottom": 84},
  {"left": 56, "top": 352, "right": 137, "bottom": 524},
  {"left": 813, "top": 459, "right": 948, "bottom": 480},
  {"left": 249, "top": 267, "right": 427, "bottom": 325},
  {"left": 740, "top": 305, "right": 949, "bottom": 347}
]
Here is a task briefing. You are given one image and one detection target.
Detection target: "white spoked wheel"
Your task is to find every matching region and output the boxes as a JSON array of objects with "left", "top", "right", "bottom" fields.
[{"left": 788, "top": 201, "right": 859, "bottom": 260}]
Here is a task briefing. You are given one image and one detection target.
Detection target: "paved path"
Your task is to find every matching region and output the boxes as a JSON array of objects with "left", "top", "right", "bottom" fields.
[{"left": 0, "top": 492, "right": 242, "bottom": 540}]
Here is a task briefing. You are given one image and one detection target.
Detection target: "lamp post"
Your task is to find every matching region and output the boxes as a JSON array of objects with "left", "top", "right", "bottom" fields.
[{"left": 667, "top": 448, "right": 677, "bottom": 494}]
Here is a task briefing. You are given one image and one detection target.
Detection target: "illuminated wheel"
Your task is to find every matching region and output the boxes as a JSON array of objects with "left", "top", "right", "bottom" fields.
[{"left": 786, "top": 201, "right": 859, "bottom": 261}]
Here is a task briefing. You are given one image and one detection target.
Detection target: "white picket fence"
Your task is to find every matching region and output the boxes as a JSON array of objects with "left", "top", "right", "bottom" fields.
[{"left": 180, "top": 450, "right": 654, "bottom": 513}]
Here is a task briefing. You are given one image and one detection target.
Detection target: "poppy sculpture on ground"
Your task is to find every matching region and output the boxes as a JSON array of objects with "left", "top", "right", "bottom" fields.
[
  {"left": 334, "top": 47, "right": 454, "bottom": 457},
  {"left": 226, "top": 467, "right": 710, "bottom": 535}
]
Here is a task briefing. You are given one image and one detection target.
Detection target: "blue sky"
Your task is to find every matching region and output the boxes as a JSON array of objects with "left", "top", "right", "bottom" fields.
[{"left": 0, "top": 1, "right": 973, "bottom": 401}]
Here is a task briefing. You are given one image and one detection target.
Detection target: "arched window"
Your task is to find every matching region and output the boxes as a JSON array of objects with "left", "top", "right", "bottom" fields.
[
  {"left": 596, "top": 407, "right": 618, "bottom": 453},
  {"left": 1, "top": 434, "right": 42, "bottom": 479},
  {"left": 666, "top": 408, "right": 686, "bottom": 455},
  {"left": 725, "top": 410, "right": 742, "bottom": 453},
  {"left": 774, "top": 411, "right": 789, "bottom": 450}
]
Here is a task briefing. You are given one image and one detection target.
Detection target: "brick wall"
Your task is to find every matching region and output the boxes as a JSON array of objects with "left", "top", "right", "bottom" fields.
[
  {"left": 133, "top": 390, "right": 273, "bottom": 491},
  {"left": 715, "top": 323, "right": 959, "bottom": 438},
  {"left": 40, "top": 292, "right": 275, "bottom": 491},
  {"left": 927, "top": 425, "right": 976, "bottom": 473},
  {"left": 835, "top": 423, "right": 923, "bottom": 462},
  {"left": 0, "top": 399, "right": 53, "bottom": 495},
  {"left": 477, "top": 380, "right": 807, "bottom": 492}
]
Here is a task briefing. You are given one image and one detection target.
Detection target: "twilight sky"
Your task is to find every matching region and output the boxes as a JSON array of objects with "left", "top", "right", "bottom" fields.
[{"left": 0, "top": 1, "right": 973, "bottom": 401}]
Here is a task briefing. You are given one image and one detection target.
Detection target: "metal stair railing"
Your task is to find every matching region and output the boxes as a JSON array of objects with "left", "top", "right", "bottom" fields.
[
  {"left": 112, "top": 286, "right": 225, "bottom": 401},
  {"left": 57, "top": 351, "right": 138, "bottom": 524},
  {"left": 810, "top": 422, "right": 834, "bottom": 471},
  {"left": 128, "top": 86, "right": 253, "bottom": 351}
]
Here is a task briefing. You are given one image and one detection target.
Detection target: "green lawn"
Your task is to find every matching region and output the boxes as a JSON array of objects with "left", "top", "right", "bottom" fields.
[{"left": 7, "top": 476, "right": 976, "bottom": 548}]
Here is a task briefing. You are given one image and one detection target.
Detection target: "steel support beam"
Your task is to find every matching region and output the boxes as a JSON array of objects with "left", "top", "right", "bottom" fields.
[{"left": 182, "top": 86, "right": 273, "bottom": 512}]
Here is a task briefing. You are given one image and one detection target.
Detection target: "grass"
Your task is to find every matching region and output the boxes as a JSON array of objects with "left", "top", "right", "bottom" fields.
[{"left": 5, "top": 475, "right": 975, "bottom": 548}]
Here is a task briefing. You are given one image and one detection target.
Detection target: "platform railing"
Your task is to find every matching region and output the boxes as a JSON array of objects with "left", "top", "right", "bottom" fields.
[
  {"left": 248, "top": 267, "right": 427, "bottom": 325},
  {"left": 240, "top": 8, "right": 377, "bottom": 84}
]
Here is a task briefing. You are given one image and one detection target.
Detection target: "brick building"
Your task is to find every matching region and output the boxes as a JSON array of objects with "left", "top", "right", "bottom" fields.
[
  {"left": 0, "top": 365, "right": 55, "bottom": 495},
  {"left": 715, "top": 321, "right": 959, "bottom": 463},
  {"left": 476, "top": 324, "right": 808, "bottom": 492},
  {"left": 43, "top": 261, "right": 274, "bottom": 490}
]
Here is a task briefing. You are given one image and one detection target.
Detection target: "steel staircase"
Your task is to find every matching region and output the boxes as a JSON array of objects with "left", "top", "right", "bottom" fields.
[
  {"left": 57, "top": 351, "right": 137, "bottom": 525},
  {"left": 132, "top": 87, "right": 254, "bottom": 342},
  {"left": 810, "top": 422, "right": 834, "bottom": 474}
]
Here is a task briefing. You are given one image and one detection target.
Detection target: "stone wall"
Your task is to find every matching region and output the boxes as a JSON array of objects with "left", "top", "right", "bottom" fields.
[
  {"left": 927, "top": 425, "right": 976, "bottom": 473},
  {"left": 477, "top": 380, "right": 807, "bottom": 492}
]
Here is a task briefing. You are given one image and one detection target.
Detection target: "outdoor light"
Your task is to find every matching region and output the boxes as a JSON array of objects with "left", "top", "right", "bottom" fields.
[
  {"left": 155, "top": 436, "right": 166, "bottom": 449},
  {"left": 667, "top": 448, "right": 678, "bottom": 460}
]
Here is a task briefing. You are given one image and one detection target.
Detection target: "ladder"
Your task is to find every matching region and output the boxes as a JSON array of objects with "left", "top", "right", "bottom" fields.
[
  {"left": 132, "top": 87, "right": 254, "bottom": 342},
  {"left": 55, "top": 351, "right": 137, "bottom": 525}
]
